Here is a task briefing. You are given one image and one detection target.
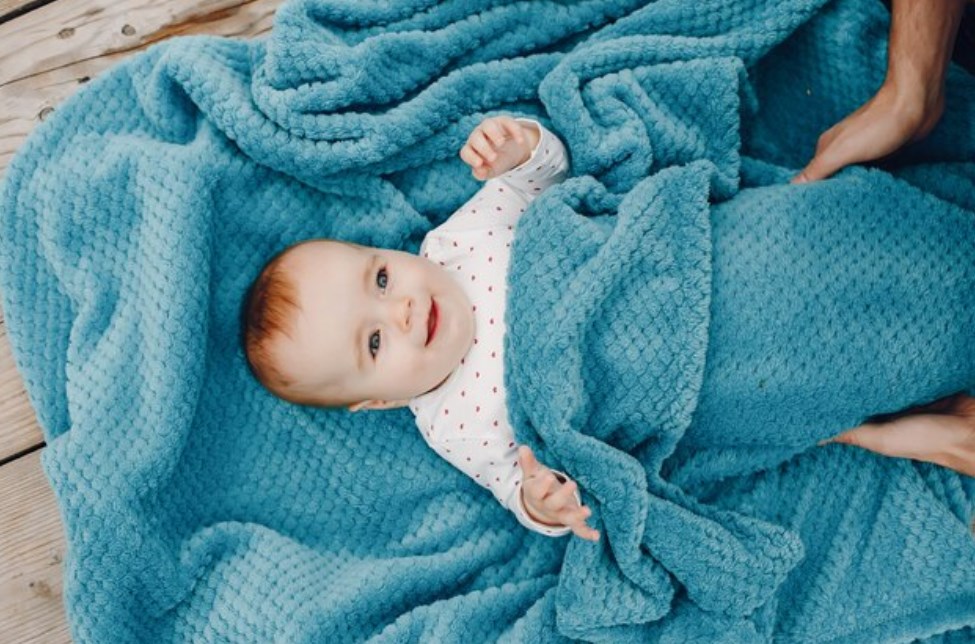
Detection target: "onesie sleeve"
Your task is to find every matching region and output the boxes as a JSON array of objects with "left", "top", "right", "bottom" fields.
[
  {"left": 431, "top": 118, "right": 569, "bottom": 235},
  {"left": 435, "top": 433, "right": 581, "bottom": 537},
  {"left": 491, "top": 118, "right": 570, "bottom": 201}
]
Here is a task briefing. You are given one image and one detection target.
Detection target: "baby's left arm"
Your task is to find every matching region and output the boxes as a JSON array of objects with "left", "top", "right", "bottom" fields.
[
  {"left": 460, "top": 116, "right": 569, "bottom": 197},
  {"left": 518, "top": 445, "right": 600, "bottom": 542},
  {"left": 433, "top": 430, "right": 597, "bottom": 539},
  {"left": 460, "top": 116, "right": 541, "bottom": 181}
]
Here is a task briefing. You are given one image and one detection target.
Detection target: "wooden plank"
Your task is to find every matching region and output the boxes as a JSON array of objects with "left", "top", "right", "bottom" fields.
[
  {"left": 0, "top": 0, "right": 281, "bottom": 172},
  {"left": 0, "top": 294, "right": 42, "bottom": 460},
  {"left": 0, "top": 0, "right": 55, "bottom": 25},
  {"left": 0, "top": 0, "right": 282, "bottom": 463},
  {"left": 0, "top": 448, "right": 70, "bottom": 644}
]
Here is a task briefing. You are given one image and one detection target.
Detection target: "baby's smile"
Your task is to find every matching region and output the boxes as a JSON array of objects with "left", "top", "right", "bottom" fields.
[{"left": 426, "top": 298, "right": 439, "bottom": 345}]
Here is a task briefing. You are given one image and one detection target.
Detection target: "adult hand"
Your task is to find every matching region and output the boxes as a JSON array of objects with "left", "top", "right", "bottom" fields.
[
  {"left": 518, "top": 445, "right": 600, "bottom": 541},
  {"left": 821, "top": 393, "right": 975, "bottom": 477},
  {"left": 792, "top": 0, "right": 967, "bottom": 184},
  {"left": 791, "top": 82, "right": 943, "bottom": 184}
]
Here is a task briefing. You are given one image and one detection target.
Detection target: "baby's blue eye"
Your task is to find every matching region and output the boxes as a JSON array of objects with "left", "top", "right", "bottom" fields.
[
  {"left": 368, "top": 266, "right": 387, "bottom": 360},
  {"left": 369, "top": 331, "right": 381, "bottom": 359}
]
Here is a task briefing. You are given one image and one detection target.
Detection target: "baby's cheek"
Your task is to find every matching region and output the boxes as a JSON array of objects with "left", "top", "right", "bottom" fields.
[{"left": 418, "top": 349, "right": 439, "bottom": 375}]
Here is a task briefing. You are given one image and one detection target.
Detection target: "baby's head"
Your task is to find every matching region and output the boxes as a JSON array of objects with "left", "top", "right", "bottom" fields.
[{"left": 242, "top": 238, "right": 475, "bottom": 410}]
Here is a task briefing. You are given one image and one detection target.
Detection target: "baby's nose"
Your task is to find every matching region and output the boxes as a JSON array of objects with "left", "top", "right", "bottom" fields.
[{"left": 398, "top": 296, "right": 413, "bottom": 332}]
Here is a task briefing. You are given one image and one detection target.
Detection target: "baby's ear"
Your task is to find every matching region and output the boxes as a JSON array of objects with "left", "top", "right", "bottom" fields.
[
  {"left": 349, "top": 399, "right": 410, "bottom": 412},
  {"left": 347, "top": 400, "right": 374, "bottom": 412}
]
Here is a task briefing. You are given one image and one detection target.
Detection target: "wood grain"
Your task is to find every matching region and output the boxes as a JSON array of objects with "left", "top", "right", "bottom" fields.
[
  {"left": 0, "top": 295, "right": 42, "bottom": 461},
  {"left": 0, "top": 0, "right": 53, "bottom": 24},
  {"left": 0, "top": 0, "right": 280, "bottom": 172},
  {"left": 0, "top": 448, "right": 71, "bottom": 644}
]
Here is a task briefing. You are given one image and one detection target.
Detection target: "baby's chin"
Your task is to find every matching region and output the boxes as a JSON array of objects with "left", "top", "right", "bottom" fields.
[
  {"left": 418, "top": 368, "right": 454, "bottom": 397},
  {"left": 414, "top": 337, "right": 473, "bottom": 398}
]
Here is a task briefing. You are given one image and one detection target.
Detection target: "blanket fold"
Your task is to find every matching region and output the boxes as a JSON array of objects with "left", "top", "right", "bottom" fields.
[
  {"left": 505, "top": 163, "right": 806, "bottom": 626},
  {"left": 2, "top": 0, "right": 975, "bottom": 641}
]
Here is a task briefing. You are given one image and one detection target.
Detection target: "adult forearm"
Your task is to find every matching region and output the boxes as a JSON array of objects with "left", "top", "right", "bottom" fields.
[
  {"left": 885, "top": 0, "right": 968, "bottom": 127},
  {"left": 791, "top": 0, "right": 971, "bottom": 182}
]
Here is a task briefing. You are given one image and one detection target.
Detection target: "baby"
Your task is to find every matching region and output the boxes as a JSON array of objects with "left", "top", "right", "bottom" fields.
[
  {"left": 243, "top": 115, "right": 975, "bottom": 543},
  {"left": 243, "top": 115, "right": 600, "bottom": 541}
]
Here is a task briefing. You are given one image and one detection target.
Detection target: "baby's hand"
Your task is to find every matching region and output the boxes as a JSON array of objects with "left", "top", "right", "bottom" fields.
[
  {"left": 518, "top": 445, "right": 600, "bottom": 542},
  {"left": 460, "top": 116, "right": 539, "bottom": 181}
]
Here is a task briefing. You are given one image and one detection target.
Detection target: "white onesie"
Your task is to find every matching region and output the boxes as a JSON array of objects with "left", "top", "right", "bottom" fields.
[{"left": 407, "top": 119, "right": 577, "bottom": 537}]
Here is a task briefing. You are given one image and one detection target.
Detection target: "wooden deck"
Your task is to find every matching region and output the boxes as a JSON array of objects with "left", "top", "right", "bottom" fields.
[
  {"left": 2, "top": 2, "right": 974, "bottom": 642},
  {"left": 0, "top": 1, "right": 282, "bottom": 640}
]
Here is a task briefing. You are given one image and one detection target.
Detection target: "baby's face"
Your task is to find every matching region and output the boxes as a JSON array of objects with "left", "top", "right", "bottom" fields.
[{"left": 274, "top": 240, "right": 476, "bottom": 409}]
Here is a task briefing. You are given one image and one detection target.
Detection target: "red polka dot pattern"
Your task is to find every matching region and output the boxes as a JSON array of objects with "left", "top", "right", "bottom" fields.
[{"left": 407, "top": 119, "right": 574, "bottom": 536}]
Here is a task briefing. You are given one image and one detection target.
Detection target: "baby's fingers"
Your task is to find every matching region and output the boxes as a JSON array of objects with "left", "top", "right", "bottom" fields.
[
  {"left": 545, "top": 478, "right": 579, "bottom": 511},
  {"left": 469, "top": 130, "right": 497, "bottom": 163},
  {"left": 459, "top": 144, "right": 483, "bottom": 169},
  {"left": 565, "top": 509, "right": 600, "bottom": 542},
  {"left": 498, "top": 117, "right": 525, "bottom": 145},
  {"left": 518, "top": 445, "right": 540, "bottom": 477},
  {"left": 573, "top": 525, "right": 600, "bottom": 542},
  {"left": 528, "top": 471, "right": 559, "bottom": 501},
  {"left": 480, "top": 119, "right": 510, "bottom": 148}
]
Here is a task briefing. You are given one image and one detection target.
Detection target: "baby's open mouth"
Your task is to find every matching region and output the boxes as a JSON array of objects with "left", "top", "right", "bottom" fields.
[{"left": 426, "top": 298, "right": 438, "bottom": 346}]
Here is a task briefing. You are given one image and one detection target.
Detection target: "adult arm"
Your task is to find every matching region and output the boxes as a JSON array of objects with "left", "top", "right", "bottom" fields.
[{"left": 792, "top": 0, "right": 969, "bottom": 184}]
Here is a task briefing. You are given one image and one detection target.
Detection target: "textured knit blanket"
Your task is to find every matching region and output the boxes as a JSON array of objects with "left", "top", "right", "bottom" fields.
[{"left": 2, "top": 0, "right": 975, "bottom": 641}]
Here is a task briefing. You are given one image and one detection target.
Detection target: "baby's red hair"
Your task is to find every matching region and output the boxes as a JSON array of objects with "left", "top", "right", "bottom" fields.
[
  {"left": 242, "top": 246, "right": 301, "bottom": 397},
  {"left": 241, "top": 238, "right": 361, "bottom": 408}
]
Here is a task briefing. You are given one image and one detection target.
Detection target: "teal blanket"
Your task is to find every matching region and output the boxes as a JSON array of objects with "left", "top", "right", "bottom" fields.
[{"left": 2, "top": 0, "right": 975, "bottom": 641}]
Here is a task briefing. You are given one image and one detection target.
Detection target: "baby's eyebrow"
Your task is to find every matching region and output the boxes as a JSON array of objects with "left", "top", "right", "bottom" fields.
[{"left": 362, "top": 252, "right": 376, "bottom": 294}]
